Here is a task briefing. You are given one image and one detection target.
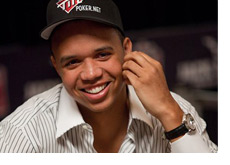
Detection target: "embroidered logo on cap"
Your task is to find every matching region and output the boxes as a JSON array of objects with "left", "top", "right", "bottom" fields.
[{"left": 57, "top": 0, "right": 84, "bottom": 13}]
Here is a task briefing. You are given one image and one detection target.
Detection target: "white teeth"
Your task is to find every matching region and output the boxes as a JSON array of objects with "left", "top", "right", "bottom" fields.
[{"left": 84, "top": 84, "right": 107, "bottom": 94}]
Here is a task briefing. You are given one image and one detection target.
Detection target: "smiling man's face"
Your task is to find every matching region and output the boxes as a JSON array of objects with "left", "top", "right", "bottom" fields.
[{"left": 51, "top": 20, "right": 131, "bottom": 113}]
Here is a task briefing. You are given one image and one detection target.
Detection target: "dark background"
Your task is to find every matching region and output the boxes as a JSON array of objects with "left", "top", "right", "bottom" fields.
[
  {"left": 0, "top": 0, "right": 217, "bottom": 45},
  {"left": 0, "top": 0, "right": 218, "bottom": 145}
]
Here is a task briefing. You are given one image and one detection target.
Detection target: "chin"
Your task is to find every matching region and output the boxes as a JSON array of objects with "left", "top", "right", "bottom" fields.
[{"left": 79, "top": 97, "right": 116, "bottom": 113}]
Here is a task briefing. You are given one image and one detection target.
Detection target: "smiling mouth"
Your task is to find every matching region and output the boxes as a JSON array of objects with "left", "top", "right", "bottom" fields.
[{"left": 82, "top": 83, "right": 110, "bottom": 94}]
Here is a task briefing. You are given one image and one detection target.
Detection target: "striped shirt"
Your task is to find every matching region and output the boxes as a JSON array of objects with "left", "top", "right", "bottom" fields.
[{"left": 0, "top": 84, "right": 217, "bottom": 153}]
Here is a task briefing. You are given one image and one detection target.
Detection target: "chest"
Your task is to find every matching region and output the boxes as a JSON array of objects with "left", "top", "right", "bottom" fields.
[{"left": 51, "top": 123, "right": 170, "bottom": 153}]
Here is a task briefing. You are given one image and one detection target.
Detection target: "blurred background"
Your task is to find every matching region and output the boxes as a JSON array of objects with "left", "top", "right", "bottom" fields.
[{"left": 0, "top": 0, "right": 217, "bottom": 145}]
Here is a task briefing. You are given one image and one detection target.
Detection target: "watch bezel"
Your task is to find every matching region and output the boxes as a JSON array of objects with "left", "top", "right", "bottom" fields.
[
  {"left": 164, "top": 113, "right": 196, "bottom": 140},
  {"left": 183, "top": 113, "right": 196, "bottom": 132}
]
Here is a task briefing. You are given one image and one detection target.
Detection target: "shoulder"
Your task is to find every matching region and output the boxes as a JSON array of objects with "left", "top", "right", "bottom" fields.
[{"left": 0, "top": 83, "right": 63, "bottom": 128}]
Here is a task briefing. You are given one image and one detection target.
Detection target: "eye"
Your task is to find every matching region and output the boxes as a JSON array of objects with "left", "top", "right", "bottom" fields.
[
  {"left": 96, "top": 52, "right": 112, "bottom": 60},
  {"left": 65, "top": 59, "right": 81, "bottom": 68}
]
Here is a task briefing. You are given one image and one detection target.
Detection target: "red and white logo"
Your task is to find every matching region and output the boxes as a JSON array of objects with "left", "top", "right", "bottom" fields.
[{"left": 57, "top": 0, "right": 84, "bottom": 13}]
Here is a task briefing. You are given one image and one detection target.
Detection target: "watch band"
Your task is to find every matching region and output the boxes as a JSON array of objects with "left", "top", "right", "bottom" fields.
[{"left": 164, "top": 123, "right": 189, "bottom": 140}]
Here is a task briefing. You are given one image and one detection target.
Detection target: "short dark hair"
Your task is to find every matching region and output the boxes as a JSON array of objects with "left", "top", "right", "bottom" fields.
[{"left": 115, "top": 28, "right": 125, "bottom": 44}]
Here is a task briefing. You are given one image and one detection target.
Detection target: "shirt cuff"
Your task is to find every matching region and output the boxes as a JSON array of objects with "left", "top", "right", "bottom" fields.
[{"left": 170, "top": 131, "right": 211, "bottom": 153}]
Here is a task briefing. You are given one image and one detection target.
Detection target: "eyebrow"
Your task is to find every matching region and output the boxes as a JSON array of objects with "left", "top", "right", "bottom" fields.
[
  {"left": 60, "top": 46, "right": 114, "bottom": 64},
  {"left": 95, "top": 46, "right": 114, "bottom": 52}
]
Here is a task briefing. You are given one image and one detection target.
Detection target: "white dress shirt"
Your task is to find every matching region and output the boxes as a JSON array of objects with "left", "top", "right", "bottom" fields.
[{"left": 0, "top": 84, "right": 217, "bottom": 153}]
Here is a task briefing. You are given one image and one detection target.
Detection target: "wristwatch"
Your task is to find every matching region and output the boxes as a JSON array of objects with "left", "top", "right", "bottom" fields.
[{"left": 164, "top": 113, "right": 196, "bottom": 140}]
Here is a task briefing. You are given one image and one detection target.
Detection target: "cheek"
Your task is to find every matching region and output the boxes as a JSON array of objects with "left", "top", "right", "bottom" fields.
[
  {"left": 104, "top": 56, "right": 123, "bottom": 77},
  {"left": 60, "top": 70, "right": 79, "bottom": 89}
]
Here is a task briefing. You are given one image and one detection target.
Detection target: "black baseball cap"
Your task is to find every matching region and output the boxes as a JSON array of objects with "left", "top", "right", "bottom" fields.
[{"left": 40, "top": 0, "right": 124, "bottom": 40}]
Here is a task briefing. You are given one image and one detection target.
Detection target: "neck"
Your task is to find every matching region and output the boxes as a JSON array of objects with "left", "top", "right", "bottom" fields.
[
  {"left": 79, "top": 85, "right": 129, "bottom": 130},
  {"left": 78, "top": 85, "right": 129, "bottom": 152}
]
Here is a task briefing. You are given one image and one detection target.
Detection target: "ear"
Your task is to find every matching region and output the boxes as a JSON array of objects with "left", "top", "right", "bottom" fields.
[
  {"left": 50, "top": 55, "right": 57, "bottom": 69},
  {"left": 123, "top": 37, "right": 132, "bottom": 55},
  {"left": 50, "top": 55, "right": 61, "bottom": 76}
]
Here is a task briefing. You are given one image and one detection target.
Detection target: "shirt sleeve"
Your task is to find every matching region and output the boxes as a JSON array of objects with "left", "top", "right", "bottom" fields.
[
  {"left": 0, "top": 121, "right": 35, "bottom": 153},
  {"left": 170, "top": 131, "right": 214, "bottom": 153},
  {"left": 170, "top": 92, "right": 218, "bottom": 153}
]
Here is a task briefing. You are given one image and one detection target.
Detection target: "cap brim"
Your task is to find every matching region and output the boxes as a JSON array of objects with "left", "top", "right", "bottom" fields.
[{"left": 40, "top": 16, "right": 124, "bottom": 40}]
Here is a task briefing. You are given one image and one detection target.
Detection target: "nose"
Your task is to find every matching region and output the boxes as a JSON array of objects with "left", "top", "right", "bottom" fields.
[{"left": 80, "top": 59, "right": 103, "bottom": 81}]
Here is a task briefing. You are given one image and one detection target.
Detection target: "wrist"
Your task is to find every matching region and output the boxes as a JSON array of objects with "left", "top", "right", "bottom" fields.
[
  {"left": 164, "top": 113, "right": 197, "bottom": 142},
  {"left": 157, "top": 103, "right": 184, "bottom": 132}
]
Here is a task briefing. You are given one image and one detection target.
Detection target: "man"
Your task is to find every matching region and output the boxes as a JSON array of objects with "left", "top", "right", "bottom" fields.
[{"left": 0, "top": 0, "right": 217, "bottom": 153}]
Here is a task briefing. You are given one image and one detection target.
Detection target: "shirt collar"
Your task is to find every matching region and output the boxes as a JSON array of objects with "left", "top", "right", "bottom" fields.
[
  {"left": 127, "top": 85, "right": 153, "bottom": 129},
  {"left": 56, "top": 86, "right": 85, "bottom": 138},
  {"left": 56, "top": 85, "right": 153, "bottom": 139}
]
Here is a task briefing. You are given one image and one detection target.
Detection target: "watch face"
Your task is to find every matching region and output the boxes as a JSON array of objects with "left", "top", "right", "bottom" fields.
[{"left": 185, "top": 114, "right": 196, "bottom": 131}]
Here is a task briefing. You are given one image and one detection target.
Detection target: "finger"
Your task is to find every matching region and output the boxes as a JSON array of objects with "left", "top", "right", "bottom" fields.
[
  {"left": 122, "top": 74, "right": 131, "bottom": 85},
  {"left": 127, "top": 51, "right": 162, "bottom": 68},
  {"left": 124, "top": 51, "right": 151, "bottom": 68},
  {"left": 135, "top": 52, "right": 164, "bottom": 75},
  {"left": 139, "top": 52, "right": 162, "bottom": 67},
  {"left": 122, "top": 70, "right": 139, "bottom": 87},
  {"left": 122, "top": 60, "right": 143, "bottom": 78}
]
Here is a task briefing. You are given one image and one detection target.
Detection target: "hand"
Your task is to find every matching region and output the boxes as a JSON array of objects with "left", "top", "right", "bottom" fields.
[{"left": 122, "top": 51, "right": 183, "bottom": 132}]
